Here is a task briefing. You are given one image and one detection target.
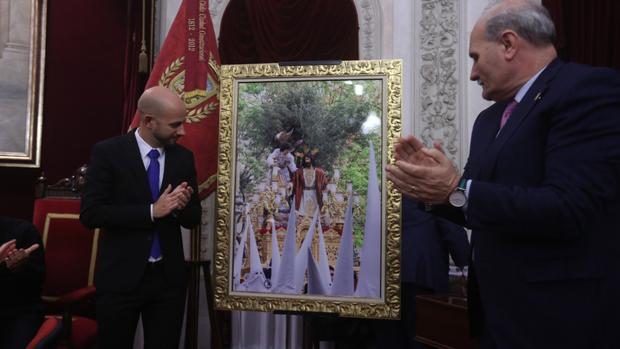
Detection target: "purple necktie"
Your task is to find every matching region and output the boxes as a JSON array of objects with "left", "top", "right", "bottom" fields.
[
  {"left": 147, "top": 149, "right": 161, "bottom": 259},
  {"left": 500, "top": 100, "right": 518, "bottom": 130}
]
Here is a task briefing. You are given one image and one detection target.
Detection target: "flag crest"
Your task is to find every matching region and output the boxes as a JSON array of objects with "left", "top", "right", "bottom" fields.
[{"left": 130, "top": 0, "right": 220, "bottom": 199}]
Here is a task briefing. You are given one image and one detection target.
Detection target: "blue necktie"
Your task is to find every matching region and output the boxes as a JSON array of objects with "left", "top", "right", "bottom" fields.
[{"left": 147, "top": 149, "right": 161, "bottom": 259}]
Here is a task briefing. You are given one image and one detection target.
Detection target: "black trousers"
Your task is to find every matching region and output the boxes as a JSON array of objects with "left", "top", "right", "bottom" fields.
[
  {"left": 95, "top": 261, "right": 186, "bottom": 349},
  {"left": 0, "top": 308, "right": 43, "bottom": 349}
]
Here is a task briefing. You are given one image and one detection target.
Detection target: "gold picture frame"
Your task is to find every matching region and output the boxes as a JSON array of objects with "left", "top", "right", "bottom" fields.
[
  {"left": 215, "top": 60, "right": 402, "bottom": 319},
  {"left": 0, "top": 0, "right": 46, "bottom": 168}
]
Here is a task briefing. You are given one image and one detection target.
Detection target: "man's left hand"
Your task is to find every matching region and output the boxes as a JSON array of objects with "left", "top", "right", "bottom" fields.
[
  {"left": 171, "top": 182, "right": 193, "bottom": 210},
  {"left": 386, "top": 137, "right": 460, "bottom": 204},
  {"left": 5, "top": 243, "right": 39, "bottom": 270}
]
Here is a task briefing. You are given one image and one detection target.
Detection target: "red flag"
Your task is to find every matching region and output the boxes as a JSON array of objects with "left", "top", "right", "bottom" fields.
[{"left": 130, "top": 0, "right": 220, "bottom": 199}]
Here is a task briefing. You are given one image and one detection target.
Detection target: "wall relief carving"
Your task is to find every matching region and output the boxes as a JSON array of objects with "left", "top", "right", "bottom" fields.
[{"left": 417, "top": 0, "right": 462, "bottom": 166}]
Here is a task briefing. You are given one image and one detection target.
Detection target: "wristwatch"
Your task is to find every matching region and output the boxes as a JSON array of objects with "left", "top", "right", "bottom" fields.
[{"left": 448, "top": 178, "right": 468, "bottom": 208}]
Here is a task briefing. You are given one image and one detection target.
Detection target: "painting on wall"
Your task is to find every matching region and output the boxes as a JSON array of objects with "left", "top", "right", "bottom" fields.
[{"left": 0, "top": 0, "right": 46, "bottom": 168}]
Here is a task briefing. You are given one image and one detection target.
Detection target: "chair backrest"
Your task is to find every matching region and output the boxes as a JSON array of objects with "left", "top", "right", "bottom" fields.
[
  {"left": 32, "top": 165, "right": 100, "bottom": 307},
  {"left": 32, "top": 198, "right": 100, "bottom": 301}
]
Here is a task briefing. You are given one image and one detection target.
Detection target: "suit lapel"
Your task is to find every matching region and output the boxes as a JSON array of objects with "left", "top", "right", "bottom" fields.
[
  {"left": 161, "top": 145, "right": 177, "bottom": 193},
  {"left": 464, "top": 104, "right": 506, "bottom": 180},
  {"left": 476, "top": 59, "right": 564, "bottom": 180},
  {"left": 124, "top": 131, "right": 153, "bottom": 201}
]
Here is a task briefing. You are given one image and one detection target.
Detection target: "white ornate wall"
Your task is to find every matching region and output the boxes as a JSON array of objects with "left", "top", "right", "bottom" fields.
[
  {"left": 383, "top": 0, "right": 492, "bottom": 170},
  {"left": 412, "top": 0, "right": 466, "bottom": 166},
  {"left": 354, "top": 0, "right": 382, "bottom": 60},
  {"left": 376, "top": 0, "right": 492, "bottom": 171}
]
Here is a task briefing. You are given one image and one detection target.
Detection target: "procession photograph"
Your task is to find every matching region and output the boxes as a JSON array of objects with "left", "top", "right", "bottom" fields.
[{"left": 231, "top": 78, "right": 384, "bottom": 298}]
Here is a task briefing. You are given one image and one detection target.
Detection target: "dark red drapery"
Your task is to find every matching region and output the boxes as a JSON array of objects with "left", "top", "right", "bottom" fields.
[
  {"left": 121, "top": 0, "right": 151, "bottom": 131},
  {"left": 0, "top": 0, "right": 129, "bottom": 220},
  {"left": 544, "top": 0, "right": 620, "bottom": 71},
  {"left": 218, "top": 0, "right": 359, "bottom": 64}
]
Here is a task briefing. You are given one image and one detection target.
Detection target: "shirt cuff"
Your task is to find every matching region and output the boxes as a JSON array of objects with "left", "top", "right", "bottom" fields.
[
  {"left": 463, "top": 179, "right": 472, "bottom": 212},
  {"left": 150, "top": 204, "right": 154, "bottom": 222}
]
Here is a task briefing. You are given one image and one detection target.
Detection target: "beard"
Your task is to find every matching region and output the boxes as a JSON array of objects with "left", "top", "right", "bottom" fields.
[{"left": 153, "top": 132, "right": 178, "bottom": 147}]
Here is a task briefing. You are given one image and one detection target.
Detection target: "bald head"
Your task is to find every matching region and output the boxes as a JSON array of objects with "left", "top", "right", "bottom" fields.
[
  {"left": 137, "top": 86, "right": 187, "bottom": 147},
  {"left": 138, "top": 86, "right": 186, "bottom": 122}
]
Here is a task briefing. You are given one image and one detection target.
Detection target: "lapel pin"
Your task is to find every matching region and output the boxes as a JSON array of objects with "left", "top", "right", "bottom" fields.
[{"left": 534, "top": 92, "right": 542, "bottom": 101}]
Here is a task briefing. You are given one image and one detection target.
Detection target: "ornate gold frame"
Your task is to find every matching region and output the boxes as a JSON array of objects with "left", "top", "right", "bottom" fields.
[
  {"left": 0, "top": 0, "right": 46, "bottom": 167},
  {"left": 215, "top": 60, "right": 402, "bottom": 318}
]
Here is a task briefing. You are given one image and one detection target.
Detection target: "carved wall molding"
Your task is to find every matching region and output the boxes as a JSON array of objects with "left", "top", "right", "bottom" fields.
[
  {"left": 354, "top": 0, "right": 382, "bottom": 60},
  {"left": 413, "top": 0, "right": 466, "bottom": 169}
]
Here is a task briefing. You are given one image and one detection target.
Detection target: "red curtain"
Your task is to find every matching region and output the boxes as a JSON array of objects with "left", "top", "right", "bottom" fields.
[
  {"left": 0, "top": 0, "right": 130, "bottom": 220},
  {"left": 122, "top": 0, "right": 151, "bottom": 131},
  {"left": 218, "top": 0, "right": 359, "bottom": 64},
  {"left": 543, "top": 0, "right": 620, "bottom": 70}
]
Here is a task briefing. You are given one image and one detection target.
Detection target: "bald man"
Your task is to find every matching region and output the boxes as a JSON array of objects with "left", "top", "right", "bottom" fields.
[
  {"left": 387, "top": 1, "right": 620, "bottom": 348},
  {"left": 81, "top": 86, "right": 202, "bottom": 348}
]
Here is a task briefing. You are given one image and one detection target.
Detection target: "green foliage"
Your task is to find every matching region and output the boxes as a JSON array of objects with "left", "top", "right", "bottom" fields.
[
  {"left": 237, "top": 80, "right": 381, "bottom": 178},
  {"left": 337, "top": 132, "right": 382, "bottom": 246},
  {"left": 236, "top": 79, "right": 383, "bottom": 246}
]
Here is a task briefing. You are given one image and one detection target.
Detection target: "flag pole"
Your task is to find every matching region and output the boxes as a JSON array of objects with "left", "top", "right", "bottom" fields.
[{"left": 185, "top": 226, "right": 202, "bottom": 349}]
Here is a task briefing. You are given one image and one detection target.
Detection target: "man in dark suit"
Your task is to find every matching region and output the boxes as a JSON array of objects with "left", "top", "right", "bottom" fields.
[
  {"left": 387, "top": 1, "right": 620, "bottom": 348},
  {"left": 374, "top": 197, "right": 469, "bottom": 349},
  {"left": 81, "top": 86, "right": 202, "bottom": 348}
]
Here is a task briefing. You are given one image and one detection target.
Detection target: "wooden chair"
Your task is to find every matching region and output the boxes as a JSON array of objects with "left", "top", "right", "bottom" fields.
[{"left": 32, "top": 166, "right": 98, "bottom": 349}]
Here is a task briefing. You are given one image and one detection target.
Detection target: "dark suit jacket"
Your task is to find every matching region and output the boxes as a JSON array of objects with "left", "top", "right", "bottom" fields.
[
  {"left": 401, "top": 197, "right": 469, "bottom": 292},
  {"left": 80, "top": 131, "right": 201, "bottom": 293},
  {"left": 0, "top": 217, "right": 45, "bottom": 313},
  {"left": 0, "top": 218, "right": 45, "bottom": 349},
  {"left": 438, "top": 59, "right": 620, "bottom": 348}
]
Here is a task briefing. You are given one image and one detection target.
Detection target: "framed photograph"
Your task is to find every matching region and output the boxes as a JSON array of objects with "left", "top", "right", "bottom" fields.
[
  {"left": 215, "top": 60, "right": 402, "bottom": 319},
  {"left": 0, "top": 0, "right": 46, "bottom": 168}
]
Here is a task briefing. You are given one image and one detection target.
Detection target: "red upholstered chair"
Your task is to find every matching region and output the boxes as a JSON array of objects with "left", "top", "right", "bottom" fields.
[
  {"left": 26, "top": 316, "right": 62, "bottom": 349},
  {"left": 32, "top": 166, "right": 98, "bottom": 349},
  {"left": 26, "top": 315, "right": 98, "bottom": 349}
]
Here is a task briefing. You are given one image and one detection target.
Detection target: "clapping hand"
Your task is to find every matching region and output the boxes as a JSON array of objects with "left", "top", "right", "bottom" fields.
[
  {"left": 4, "top": 243, "right": 39, "bottom": 270},
  {"left": 394, "top": 135, "right": 440, "bottom": 166},
  {"left": 170, "top": 182, "right": 193, "bottom": 210},
  {"left": 153, "top": 182, "right": 194, "bottom": 218},
  {"left": 0, "top": 239, "right": 16, "bottom": 261},
  {"left": 387, "top": 136, "right": 460, "bottom": 204}
]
